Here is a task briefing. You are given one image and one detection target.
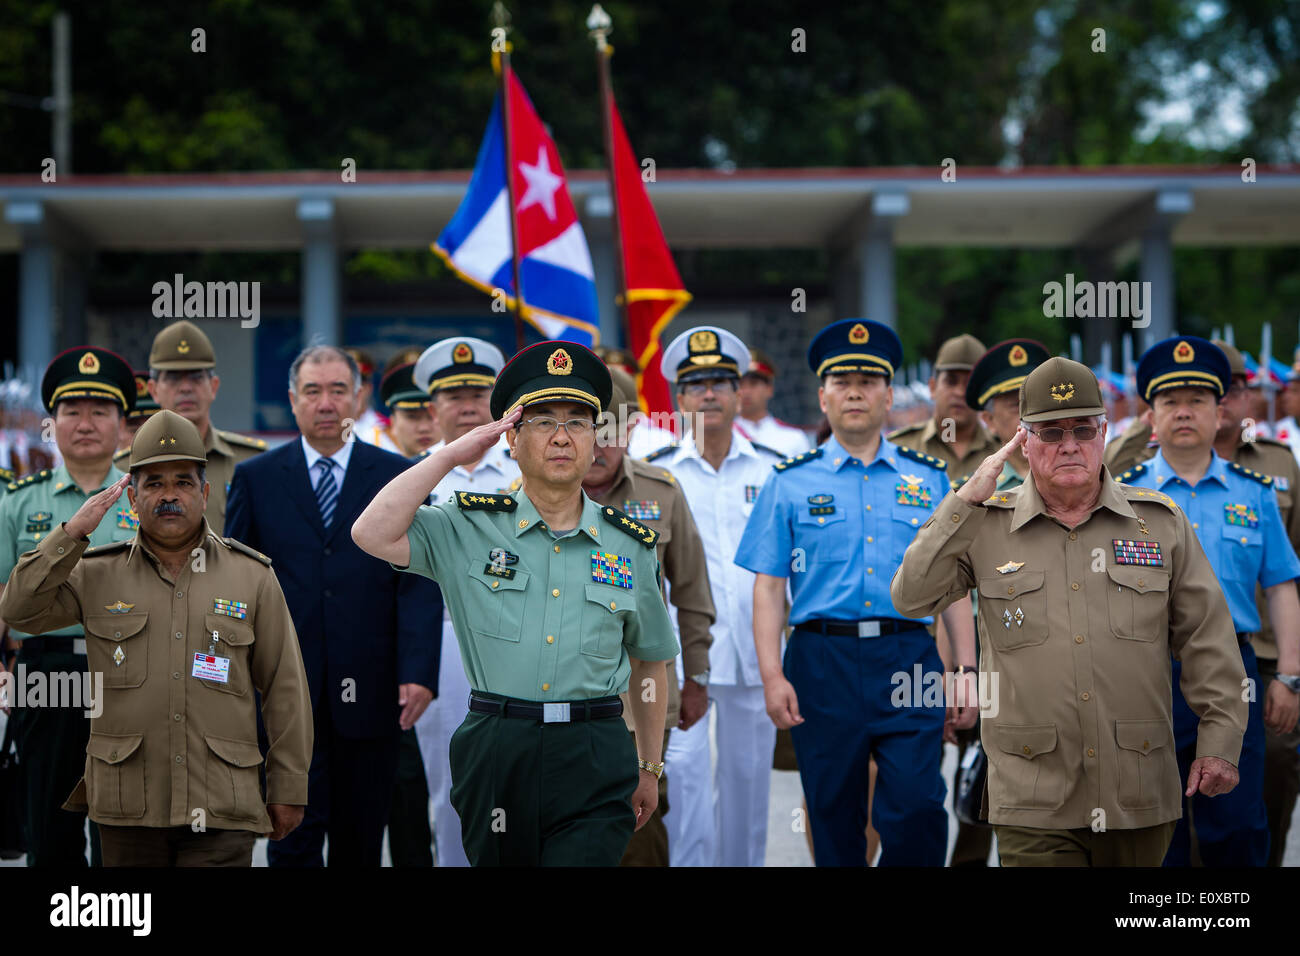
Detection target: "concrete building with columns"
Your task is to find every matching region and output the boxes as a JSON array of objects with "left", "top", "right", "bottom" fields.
[{"left": 3, "top": 165, "right": 1298, "bottom": 432}]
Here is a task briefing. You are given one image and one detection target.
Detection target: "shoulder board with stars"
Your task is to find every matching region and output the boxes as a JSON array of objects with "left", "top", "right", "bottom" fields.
[
  {"left": 7, "top": 469, "right": 52, "bottom": 492},
  {"left": 643, "top": 443, "right": 679, "bottom": 463},
  {"left": 748, "top": 441, "right": 785, "bottom": 460},
  {"left": 773, "top": 447, "right": 824, "bottom": 472},
  {"left": 984, "top": 490, "right": 1017, "bottom": 508},
  {"left": 112, "top": 446, "right": 130, "bottom": 463},
  {"left": 629, "top": 460, "right": 678, "bottom": 487},
  {"left": 218, "top": 429, "right": 268, "bottom": 451},
  {"left": 600, "top": 505, "right": 658, "bottom": 548},
  {"left": 896, "top": 445, "right": 947, "bottom": 472},
  {"left": 507, "top": 476, "right": 523, "bottom": 493},
  {"left": 1229, "top": 461, "right": 1274, "bottom": 487},
  {"left": 84, "top": 540, "right": 132, "bottom": 558},
  {"left": 223, "top": 537, "right": 272, "bottom": 566},
  {"left": 1118, "top": 462, "right": 1149, "bottom": 483},
  {"left": 455, "top": 491, "right": 518, "bottom": 512},
  {"left": 886, "top": 424, "right": 923, "bottom": 440},
  {"left": 0, "top": 467, "right": 12, "bottom": 484},
  {"left": 1121, "top": 486, "right": 1178, "bottom": 511}
]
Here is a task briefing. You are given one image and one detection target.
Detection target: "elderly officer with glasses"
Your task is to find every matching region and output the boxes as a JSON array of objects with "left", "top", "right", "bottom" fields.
[
  {"left": 894, "top": 356, "right": 1248, "bottom": 867},
  {"left": 352, "top": 341, "right": 678, "bottom": 866}
]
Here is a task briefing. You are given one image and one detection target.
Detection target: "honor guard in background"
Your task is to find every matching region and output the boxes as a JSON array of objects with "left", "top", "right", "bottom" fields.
[
  {"left": 649, "top": 326, "right": 785, "bottom": 867},
  {"left": 736, "top": 349, "right": 813, "bottom": 458},
  {"left": 379, "top": 363, "right": 438, "bottom": 459},
  {"left": 0, "top": 347, "right": 138, "bottom": 865},
  {"left": 115, "top": 320, "right": 266, "bottom": 532},
  {"left": 889, "top": 334, "right": 998, "bottom": 484},
  {"left": 893, "top": 357, "right": 1248, "bottom": 866},
  {"left": 408, "top": 335, "right": 518, "bottom": 866},
  {"left": 737, "top": 319, "right": 978, "bottom": 867},
  {"left": 582, "top": 367, "right": 717, "bottom": 866},
  {"left": 0, "top": 410, "right": 313, "bottom": 866},
  {"left": 117, "top": 371, "right": 161, "bottom": 452},
  {"left": 352, "top": 341, "right": 679, "bottom": 866},
  {"left": 1122, "top": 337, "right": 1300, "bottom": 867}
]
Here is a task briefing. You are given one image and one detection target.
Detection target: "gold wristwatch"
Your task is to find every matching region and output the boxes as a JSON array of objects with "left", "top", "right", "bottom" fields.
[{"left": 638, "top": 758, "right": 664, "bottom": 779}]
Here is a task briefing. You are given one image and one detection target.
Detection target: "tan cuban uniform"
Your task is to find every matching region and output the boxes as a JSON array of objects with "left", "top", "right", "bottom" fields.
[
  {"left": 891, "top": 471, "right": 1248, "bottom": 831},
  {"left": 889, "top": 417, "right": 1000, "bottom": 485},
  {"left": 0, "top": 521, "right": 312, "bottom": 834}
]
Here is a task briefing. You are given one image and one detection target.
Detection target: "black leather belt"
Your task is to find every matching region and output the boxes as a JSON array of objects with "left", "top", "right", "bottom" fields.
[
  {"left": 469, "top": 691, "right": 623, "bottom": 723},
  {"left": 800, "top": 618, "right": 920, "bottom": 638},
  {"left": 17, "top": 635, "right": 87, "bottom": 656}
]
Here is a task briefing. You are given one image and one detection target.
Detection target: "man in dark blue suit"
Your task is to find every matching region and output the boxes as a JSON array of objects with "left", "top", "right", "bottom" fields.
[{"left": 226, "top": 345, "right": 440, "bottom": 866}]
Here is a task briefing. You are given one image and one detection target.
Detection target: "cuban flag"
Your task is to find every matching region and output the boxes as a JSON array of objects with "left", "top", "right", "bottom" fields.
[{"left": 434, "top": 69, "right": 599, "bottom": 346}]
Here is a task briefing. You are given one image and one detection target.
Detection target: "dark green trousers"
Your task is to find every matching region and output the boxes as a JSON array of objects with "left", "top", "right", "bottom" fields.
[
  {"left": 996, "top": 821, "right": 1177, "bottom": 867},
  {"left": 386, "top": 727, "right": 433, "bottom": 867},
  {"left": 449, "top": 709, "right": 638, "bottom": 866}
]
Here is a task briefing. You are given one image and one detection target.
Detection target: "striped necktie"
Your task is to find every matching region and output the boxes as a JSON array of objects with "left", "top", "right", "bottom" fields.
[{"left": 314, "top": 457, "right": 339, "bottom": 529}]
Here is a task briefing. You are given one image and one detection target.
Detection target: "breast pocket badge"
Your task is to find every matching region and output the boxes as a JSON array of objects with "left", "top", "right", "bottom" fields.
[
  {"left": 895, "top": 475, "right": 931, "bottom": 507},
  {"left": 1224, "top": 503, "right": 1258, "bottom": 528},
  {"left": 807, "top": 493, "right": 835, "bottom": 516}
]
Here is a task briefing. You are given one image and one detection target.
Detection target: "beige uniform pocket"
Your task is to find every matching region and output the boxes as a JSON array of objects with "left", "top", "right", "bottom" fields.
[
  {"left": 86, "top": 731, "right": 146, "bottom": 819},
  {"left": 204, "top": 734, "right": 264, "bottom": 821},
  {"left": 1115, "top": 718, "right": 1174, "bottom": 810},
  {"left": 991, "top": 723, "right": 1066, "bottom": 811},
  {"left": 84, "top": 612, "right": 149, "bottom": 689},
  {"left": 1104, "top": 565, "right": 1169, "bottom": 642},
  {"left": 977, "top": 569, "right": 1048, "bottom": 651}
]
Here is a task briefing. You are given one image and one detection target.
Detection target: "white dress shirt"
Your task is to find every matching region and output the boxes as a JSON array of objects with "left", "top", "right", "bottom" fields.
[
  {"left": 735, "top": 414, "right": 812, "bottom": 459},
  {"left": 301, "top": 434, "right": 354, "bottom": 485}
]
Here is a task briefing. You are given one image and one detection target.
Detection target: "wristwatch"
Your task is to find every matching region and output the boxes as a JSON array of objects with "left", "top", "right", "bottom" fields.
[
  {"left": 686, "top": 670, "right": 710, "bottom": 687},
  {"left": 1275, "top": 674, "right": 1300, "bottom": 693},
  {"left": 638, "top": 758, "right": 664, "bottom": 779}
]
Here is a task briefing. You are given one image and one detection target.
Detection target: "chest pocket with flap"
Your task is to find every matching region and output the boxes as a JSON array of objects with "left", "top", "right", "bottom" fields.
[
  {"left": 1219, "top": 522, "right": 1263, "bottom": 581},
  {"left": 467, "top": 560, "right": 531, "bottom": 643},
  {"left": 199, "top": 612, "right": 255, "bottom": 696},
  {"left": 84, "top": 612, "right": 149, "bottom": 688},
  {"left": 581, "top": 584, "right": 637, "bottom": 660},
  {"left": 1104, "top": 564, "right": 1169, "bottom": 642},
  {"left": 86, "top": 731, "right": 146, "bottom": 818},
  {"left": 976, "top": 569, "right": 1048, "bottom": 651}
]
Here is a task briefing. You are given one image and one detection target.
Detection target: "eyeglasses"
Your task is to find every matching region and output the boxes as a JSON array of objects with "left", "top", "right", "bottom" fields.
[
  {"left": 1027, "top": 424, "right": 1100, "bottom": 443},
  {"left": 518, "top": 417, "right": 595, "bottom": 437},
  {"left": 681, "top": 379, "right": 737, "bottom": 396},
  {"left": 1226, "top": 382, "right": 1248, "bottom": 397}
]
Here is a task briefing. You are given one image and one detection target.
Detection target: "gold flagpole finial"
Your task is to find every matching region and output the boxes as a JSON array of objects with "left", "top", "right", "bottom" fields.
[{"left": 587, "top": 4, "right": 612, "bottom": 50}]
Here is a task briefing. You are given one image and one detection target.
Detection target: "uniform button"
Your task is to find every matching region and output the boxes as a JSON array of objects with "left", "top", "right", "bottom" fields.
[
  {"left": 863, "top": 475, "right": 869, "bottom": 481},
  {"left": 175, "top": 632, "right": 183, "bottom": 640},
  {"left": 610, "top": 601, "right": 617, "bottom": 610},
  {"left": 173, "top": 672, "right": 181, "bottom": 679},
  {"left": 56, "top": 546, "right": 64, "bottom": 554},
  {"left": 1071, "top": 582, "right": 1080, "bottom": 590},
  {"left": 1069, "top": 532, "right": 1077, "bottom": 540},
  {"left": 552, "top": 588, "right": 560, "bottom": 597},
  {"left": 1193, "top": 523, "right": 1199, "bottom": 529},
  {"left": 1080, "top": 692, "right": 1090, "bottom": 701},
  {"left": 1007, "top": 586, "right": 1015, "bottom": 595},
  {"left": 1143, "top": 740, "right": 1150, "bottom": 750},
  {"left": 175, "top": 755, "right": 184, "bottom": 764},
  {"left": 867, "top": 536, "right": 873, "bottom": 543},
  {"left": 491, "top": 581, "right": 499, "bottom": 589},
  {"left": 864, "top": 601, "right": 872, "bottom": 607},
  {"left": 866, "top": 505, "right": 872, "bottom": 511},
  {"left": 1240, "top": 536, "right": 1248, "bottom": 544},
  {"left": 114, "top": 631, "right": 122, "bottom": 638},
  {"left": 911, "top": 518, "right": 918, "bottom": 525},
  {"left": 546, "top": 635, "right": 554, "bottom": 644},
  {"left": 1074, "top": 634, "right": 1083, "bottom": 644},
  {"left": 176, "top": 591, "right": 183, "bottom": 598},
  {"left": 518, "top": 520, "right": 528, "bottom": 529},
  {"left": 1190, "top": 491, "right": 1196, "bottom": 498},
  {"left": 554, "top": 545, "right": 561, "bottom": 553},
  {"left": 1087, "top": 748, "right": 1095, "bottom": 758},
  {"left": 1022, "top": 745, "right": 1031, "bottom": 754},
  {"left": 951, "top": 514, "right": 960, "bottom": 522},
  {"left": 867, "top": 568, "right": 874, "bottom": 575},
  {"left": 1137, "top": 579, "right": 1144, "bottom": 587},
  {"left": 110, "top": 751, "right": 118, "bottom": 760},
  {"left": 174, "top": 713, "right": 182, "bottom": 721},
  {"left": 541, "top": 683, "right": 550, "bottom": 691},
  {"left": 818, "top": 517, "right": 825, "bottom": 524},
  {"left": 323, "top": 547, "right": 332, "bottom": 556}
]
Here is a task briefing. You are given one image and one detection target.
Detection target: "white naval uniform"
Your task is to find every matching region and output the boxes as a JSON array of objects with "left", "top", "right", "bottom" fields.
[
  {"left": 653, "top": 432, "right": 783, "bottom": 867},
  {"left": 627, "top": 419, "right": 679, "bottom": 460},
  {"left": 735, "top": 414, "right": 811, "bottom": 459},
  {"left": 411, "top": 436, "right": 520, "bottom": 866}
]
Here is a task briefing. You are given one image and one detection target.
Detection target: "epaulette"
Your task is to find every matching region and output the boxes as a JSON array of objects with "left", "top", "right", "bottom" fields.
[
  {"left": 887, "top": 424, "right": 923, "bottom": 440},
  {"left": 896, "top": 445, "right": 947, "bottom": 471},
  {"left": 599, "top": 504, "right": 658, "bottom": 548},
  {"left": 507, "top": 476, "right": 523, "bottom": 493},
  {"left": 643, "top": 443, "right": 679, "bottom": 463},
  {"left": 951, "top": 475, "right": 969, "bottom": 492},
  {"left": 223, "top": 537, "right": 272, "bottom": 565},
  {"left": 112, "top": 446, "right": 129, "bottom": 462},
  {"left": 1248, "top": 435, "right": 1289, "bottom": 450},
  {"left": 0, "top": 467, "right": 12, "bottom": 484},
  {"left": 984, "top": 489, "right": 1017, "bottom": 508},
  {"left": 773, "top": 447, "right": 823, "bottom": 472},
  {"left": 84, "top": 540, "right": 132, "bottom": 557},
  {"left": 8, "top": 469, "right": 52, "bottom": 492},
  {"left": 748, "top": 441, "right": 785, "bottom": 460},
  {"left": 1230, "top": 461, "right": 1274, "bottom": 487},
  {"left": 455, "top": 491, "right": 518, "bottom": 511},
  {"left": 1117, "top": 462, "right": 1148, "bottom": 482},
  {"left": 628, "top": 459, "right": 677, "bottom": 487},
  {"left": 218, "top": 429, "right": 268, "bottom": 451},
  {"left": 1122, "top": 486, "right": 1178, "bottom": 510},
  {"left": 415, "top": 447, "right": 433, "bottom": 461}
]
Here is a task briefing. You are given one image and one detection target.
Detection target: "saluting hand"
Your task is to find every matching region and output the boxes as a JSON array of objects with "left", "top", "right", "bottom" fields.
[
  {"left": 64, "top": 474, "right": 131, "bottom": 541},
  {"left": 440, "top": 407, "right": 522, "bottom": 468},
  {"left": 1186, "top": 755, "right": 1238, "bottom": 798},
  {"left": 955, "top": 428, "right": 1028, "bottom": 505}
]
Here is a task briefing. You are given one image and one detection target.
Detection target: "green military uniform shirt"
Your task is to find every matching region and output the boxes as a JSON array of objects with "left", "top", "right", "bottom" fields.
[
  {"left": 399, "top": 488, "right": 680, "bottom": 702},
  {"left": 0, "top": 464, "right": 136, "bottom": 640}
]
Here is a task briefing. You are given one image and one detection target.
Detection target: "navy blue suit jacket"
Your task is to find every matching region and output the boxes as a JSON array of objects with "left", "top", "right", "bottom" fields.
[{"left": 225, "top": 437, "right": 441, "bottom": 738}]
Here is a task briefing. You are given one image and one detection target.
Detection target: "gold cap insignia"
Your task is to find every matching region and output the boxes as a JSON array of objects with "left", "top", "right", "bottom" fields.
[
  {"left": 849, "top": 323, "right": 869, "bottom": 345},
  {"left": 995, "top": 560, "right": 1025, "bottom": 574},
  {"left": 104, "top": 600, "right": 136, "bottom": 613},
  {"left": 1009, "top": 345, "right": 1028, "bottom": 367},
  {"left": 1050, "top": 382, "right": 1075, "bottom": 402},
  {"left": 547, "top": 348, "right": 573, "bottom": 375},
  {"left": 78, "top": 351, "right": 101, "bottom": 375},
  {"left": 136, "top": 378, "right": 149, "bottom": 398},
  {"left": 689, "top": 329, "right": 718, "bottom": 354},
  {"left": 1173, "top": 341, "right": 1194, "bottom": 364},
  {"left": 453, "top": 342, "right": 473, "bottom": 364}
]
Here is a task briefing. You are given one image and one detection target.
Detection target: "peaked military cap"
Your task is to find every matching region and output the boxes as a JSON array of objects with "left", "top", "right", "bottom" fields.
[
  {"left": 414, "top": 336, "right": 505, "bottom": 394},
  {"left": 41, "top": 346, "right": 136, "bottom": 414},
  {"left": 380, "top": 363, "right": 431, "bottom": 411},
  {"left": 1019, "top": 357, "right": 1106, "bottom": 423},
  {"left": 129, "top": 409, "right": 208, "bottom": 469},
  {"left": 491, "top": 340, "right": 611, "bottom": 420},
  {"left": 130, "top": 370, "right": 161, "bottom": 417},
  {"left": 807, "top": 318, "right": 901, "bottom": 381},
  {"left": 744, "top": 348, "right": 778, "bottom": 381},
  {"left": 933, "top": 334, "right": 986, "bottom": 372},
  {"left": 966, "top": 338, "right": 1051, "bottom": 410},
  {"left": 1136, "top": 335, "right": 1230, "bottom": 402},
  {"left": 1212, "top": 339, "right": 1247, "bottom": 379},
  {"left": 149, "top": 319, "right": 215, "bottom": 370},
  {"left": 660, "top": 326, "right": 748, "bottom": 385}
]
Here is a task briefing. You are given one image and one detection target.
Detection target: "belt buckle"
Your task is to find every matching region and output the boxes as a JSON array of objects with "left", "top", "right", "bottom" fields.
[
  {"left": 543, "top": 702, "right": 571, "bottom": 723},
  {"left": 72, "top": 638, "right": 87, "bottom": 655},
  {"left": 857, "top": 620, "right": 880, "bottom": 638}
]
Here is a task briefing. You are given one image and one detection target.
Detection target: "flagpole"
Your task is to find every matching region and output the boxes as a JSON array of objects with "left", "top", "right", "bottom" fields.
[
  {"left": 588, "top": 5, "right": 630, "bottom": 347},
  {"left": 493, "top": 2, "right": 527, "bottom": 352}
]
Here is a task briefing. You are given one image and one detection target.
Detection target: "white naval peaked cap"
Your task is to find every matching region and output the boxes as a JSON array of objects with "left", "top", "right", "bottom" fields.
[
  {"left": 659, "top": 326, "right": 750, "bottom": 385},
  {"left": 413, "top": 336, "right": 506, "bottom": 394}
]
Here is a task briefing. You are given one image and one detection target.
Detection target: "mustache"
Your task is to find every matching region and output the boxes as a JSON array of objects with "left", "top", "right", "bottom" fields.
[{"left": 153, "top": 500, "right": 185, "bottom": 516}]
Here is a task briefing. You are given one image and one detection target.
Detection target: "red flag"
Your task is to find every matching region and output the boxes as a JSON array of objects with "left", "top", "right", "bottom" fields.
[{"left": 608, "top": 96, "right": 691, "bottom": 424}]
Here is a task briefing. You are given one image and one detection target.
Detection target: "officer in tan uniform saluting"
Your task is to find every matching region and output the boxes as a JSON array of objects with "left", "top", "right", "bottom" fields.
[
  {"left": 1, "top": 410, "right": 312, "bottom": 866},
  {"left": 115, "top": 320, "right": 266, "bottom": 531},
  {"left": 892, "top": 357, "right": 1248, "bottom": 866}
]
